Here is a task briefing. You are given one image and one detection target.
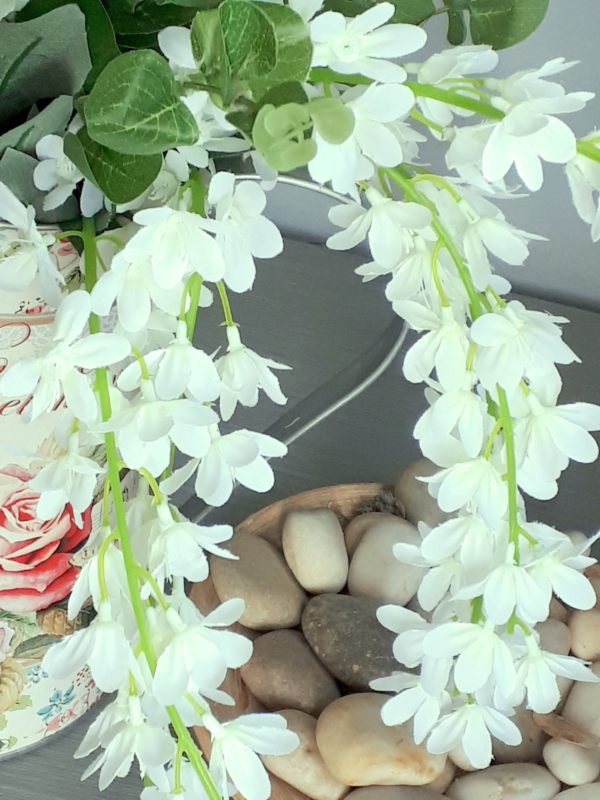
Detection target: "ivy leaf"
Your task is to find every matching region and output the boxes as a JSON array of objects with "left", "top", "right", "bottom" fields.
[
  {"left": 85, "top": 50, "right": 198, "bottom": 155},
  {"left": 0, "top": 96, "right": 73, "bottom": 158},
  {"left": 64, "top": 129, "right": 162, "bottom": 203},
  {"left": 470, "top": 0, "right": 549, "bottom": 49},
  {"left": 219, "top": 0, "right": 276, "bottom": 77},
  {"left": 324, "top": 0, "right": 435, "bottom": 24},
  {"left": 103, "top": 0, "right": 197, "bottom": 35},
  {"left": 17, "top": 0, "right": 119, "bottom": 89},
  {"left": 0, "top": 5, "right": 91, "bottom": 124},
  {"left": 247, "top": 2, "right": 313, "bottom": 98}
]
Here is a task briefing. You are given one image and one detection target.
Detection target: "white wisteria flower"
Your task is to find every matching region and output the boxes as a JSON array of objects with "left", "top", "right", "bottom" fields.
[
  {"left": 470, "top": 300, "right": 580, "bottom": 392},
  {"left": 152, "top": 601, "right": 252, "bottom": 706},
  {"left": 158, "top": 25, "right": 197, "bottom": 82},
  {"left": 203, "top": 711, "right": 299, "bottom": 800},
  {"left": 420, "top": 513, "right": 495, "bottom": 577},
  {"left": 308, "top": 83, "right": 416, "bottom": 197},
  {"left": 371, "top": 671, "right": 450, "bottom": 744},
  {"left": 0, "top": 290, "right": 130, "bottom": 421},
  {"left": 0, "top": 181, "right": 62, "bottom": 301},
  {"left": 565, "top": 133, "right": 600, "bottom": 240},
  {"left": 161, "top": 426, "right": 287, "bottom": 507},
  {"left": 82, "top": 696, "right": 175, "bottom": 791},
  {"left": 42, "top": 601, "right": 139, "bottom": 692},
  {"left": 393, "top": 539, "right": 462, "bottom": 612},
  {"left": 310, "top": 2, "right": 426, "bottom": 83},
  {"left": 426, "top": 699, "right": 521, "bottom": 769},
  {"left": 129, "top": 206, "right": 224, "bottom": 289},
  {"left": 29, "top": 431, "right": 102, "bottom": 524},
  {"left": 415, "top": 375, "right": 486, "bottom": 458},
  {"left": 376, "top": 604, "right": 432, "bottom": 668},
  {"left": 395, "top": 301, "right": 470, "bottom": 392},
  {"left": 34, "top": 134, "right": 103, "bottom": 216},
  {"left": 172, "top": 92, "right": 249, "bottom": 169},
  {"left": 117, "top": 322, "right": 221, "bottom": 402},
  {"left": 511, "top": 634, "right": 599, "bottom": 713},
  {"left": 327, "top": 188, "right": 432, "bottom": 269},
  {"left": 216, "top": 325, "right": 290, "bottom": 421},
  {"left": 408, "top": 45, "right": 499, "bottom": 128},
  {"left": 207, "top": 173, "right": 283, "bottom": 292},
  {"left": 423, "top": 621, "right": 517, "bottom": 698},
  {"left": 141, "top": 760, "right": 210, "bottom": 800}
]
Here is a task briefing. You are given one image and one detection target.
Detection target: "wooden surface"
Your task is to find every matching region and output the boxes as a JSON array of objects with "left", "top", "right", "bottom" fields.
[{"left": 5, "top": 228, "right": 600, "bottom": 799}]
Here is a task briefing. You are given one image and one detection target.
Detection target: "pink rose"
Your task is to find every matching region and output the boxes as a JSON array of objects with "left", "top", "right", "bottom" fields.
[{"left": 0, "top": 465, "right": 91, "bottom": 614}]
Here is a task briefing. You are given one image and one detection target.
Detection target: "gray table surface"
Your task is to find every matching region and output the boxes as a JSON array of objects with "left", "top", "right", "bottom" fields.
[{"left": 5, "top": 232, "right": 600, "bottom": 800}]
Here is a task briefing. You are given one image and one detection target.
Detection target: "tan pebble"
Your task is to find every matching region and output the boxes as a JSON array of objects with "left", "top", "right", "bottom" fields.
[
  {"left": 446, "top": 763, "right": 559, "bottom": 800},
  {"left": 569, "top": 610, "right": 600, "bottom": 660},
  {"left": 563, "top": 662, "right": 600, "bottom": 738},
  {"left": 240, "top": 629, "right": 340, "bottom": 716},
  {"left": 344, "top": 512, "right": 398, "bottom": 558},
  {"left": 543, "top": 738, "right": 600, "bottom": 785},
  {"left": 315, "top": 693, "right": 447, "bottom": 787},
  {"left": 345, "top": 787, "right": 447, "bottom": 800},
  {"left": 261, "top": 709, "right": 348, "bottom": 800},
  {"left": 492, "top": 706, "right": 547, "bottom": 764},
  {"left": 538, "top": 618, "right": 571, "bottom": 654},
  {"left": 426, "top": 757, "right": 455, "bottom": 792},
  {"left": 394, "top": 459, "right": 451, "bottom": 528},
  {"left": 553, "top": 787, "right": 600, "bottom": 800},
  {"left": 348, "top": 519, "right": 425, "bottom": 606},
  {"left": 282, "top": 508, "right": 349, "bottom": 593},
  {"left": 210, "top": 533, "right": 306, "bottom": 630}
]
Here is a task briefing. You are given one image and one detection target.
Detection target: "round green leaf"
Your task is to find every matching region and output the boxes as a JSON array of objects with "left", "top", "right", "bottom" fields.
[
  {"left": 470, "top": 0, "right": 549, "bottom": 49},
  {"left": 308, "top": 97, "right": 355, "bottom": 145},
  {"left": 85, "top": 49, "right": 198, "bottom": 155},
  {"left": 252, "top": 102, "right": 316, "bottom": 171}
]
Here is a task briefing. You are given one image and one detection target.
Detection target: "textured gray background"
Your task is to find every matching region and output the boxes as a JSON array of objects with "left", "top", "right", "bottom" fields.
[{"left": 6, "top": 2, "right": 600, "bottom": 798}]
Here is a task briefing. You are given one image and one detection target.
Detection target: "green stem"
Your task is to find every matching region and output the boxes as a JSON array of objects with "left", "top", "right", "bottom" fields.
[
  {"left": 497, "top": 385, "right": 520, "bottom": 562},
  {"left": 135, "top": 566, "right": 170, "bottom": 611},
  {"left": 386, "top": 166, "right": 483, "bottom": 317},
  {"left": 185, "top": 274, "right": 203, "bottom": 340},
  {"left": 97, "top": 529, "right": 119, "bottom": 600},
  {"left": 308, "top": 67, "right": 372, "bottom": 86},
  {"left": 412, "top": 173, "right": 462, "bottom": 202},
  {"left": 405, "top": 81, "right": 504, "bottom": 120},
  {"left": 174, "top": 741, "right": 185, "bottom": 793},
  {"left": 482, "top": 419, "right": 503, "bottom": 459},
  {"left": 216, "top": 281, "right": 235, "bottom": 327},
  {"left": 139, "top": 467, "right": 163, "bottom": 503},
  {"left": 431, "top": 240, "right": 450, "bottom": 306},
  {"left": 81, "top": 217, "right": 220, "bottom": 800},
  {"left": 131, "top": 346, "right": 151, "bottom": 380},
  {"left": 576, "top": 139, "right": 600, "bottom": 165},
  {"left": 409, "top": 108, "right": 445, "bottom": 135}
]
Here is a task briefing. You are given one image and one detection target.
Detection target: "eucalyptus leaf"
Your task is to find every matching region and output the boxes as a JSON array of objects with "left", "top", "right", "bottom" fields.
[
  {"left": 85, "top": 50, "right": 199, "bottom": 155},
  {"left": 0, "top": 96, "right": 72, "bottom": 158},
  {"left": 247, "top": 2, "right": 313, "bottom": 98},
  {"left": 308, "top": 97, "right": 355, "bottom": 144},
  {"left": 0, "top": 148, "right": 78, "bottom": 222},
  {"left": 324, "top": 0, "right": 435, "bottom": 24},
  {"left": 470, "top": 0, "right": 549, "bottom": 49},
  {"left": 17, "top": 0, "right": 119, "bottom": 88},
  {"left": 0, "top": 5, "right": 91, "bottom": 125},
  {"left": 65, "top": 129, "right": 162, "bottom": 203},
  {"left": 252, "top": 102, "right": 316, "bottom": 171}
]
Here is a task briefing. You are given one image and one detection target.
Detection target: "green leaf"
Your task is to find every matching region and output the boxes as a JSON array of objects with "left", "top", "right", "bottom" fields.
[
  {"left": 191, "top": 9, "right": 232, "bottom": 101},
  {"left": 0, "top": 148, "right": 78, "bottom": 222},
  {"left": 252, "top": 102, "right": 316, "bottom": 171},
  {"left": 324, "top": 0, "right": 435, "bottom": 24},
  {"left": 247, "top": 2, "right": 313, "bottom": 98},
  {"left": 17, "top": 0, "right": 119, "bottom": 89},
  {"left": 308, "top": 97, "right": 355, "bottom": 144},
  {"left": 447, "top": 9, "right": 467, "bottom": 44},
  {"left": 470, "top": 0, "right": 549, "bottom": 49},
  {"left": 0, "top": 38, "right": 42, "bottom": 100},
  {"left": 103, "top": 0, "right": 197, "bottom": 34},
  {"left": 0, "top": 6, "right": 91, "bottom": 124},
  {"left": 13, "top": 695, "right": 32, "bottom": 711},
  {"left": 65, "top": 129, "right": 162, "bottom": 203},
  {"left": 226, "top": 81, "right": 308, "bottom": 139},
  {"left": 85, "top": 50, "right": 198, "bottom": 155},
  {"left": 0, "top": 96, "right": 72, "bottom": 158},
  {"left": 219, "top": 0, "right": 276, "bottom": 78}
]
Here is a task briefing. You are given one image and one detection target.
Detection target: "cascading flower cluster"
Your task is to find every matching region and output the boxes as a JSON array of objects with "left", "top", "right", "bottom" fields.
[{"left": 2, "top": 0, "right": 600, "bottom": 797}]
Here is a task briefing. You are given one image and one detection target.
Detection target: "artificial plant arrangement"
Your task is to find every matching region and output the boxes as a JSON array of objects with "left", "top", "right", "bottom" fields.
[{"left": 2, "top": 0, "right": 600, "bottom": 797}]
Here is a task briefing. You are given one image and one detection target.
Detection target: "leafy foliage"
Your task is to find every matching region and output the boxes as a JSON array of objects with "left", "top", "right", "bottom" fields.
[
  {"left": 0, "top": 96, "right": 72, "bottom": 159},
  {"left": 444, "top": 0, "right": 549, "bottom": 48},
  {"left": 85, "top": 50, "right": 198, "bottom": 155}
]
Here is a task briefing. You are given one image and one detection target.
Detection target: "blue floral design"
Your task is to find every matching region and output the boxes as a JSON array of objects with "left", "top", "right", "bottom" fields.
[
  {"left": 37, "top": 685, "right": 75, "bottom": 722},
  {"left": 27, "top": 665, "right": 48, "bottom": 684}
]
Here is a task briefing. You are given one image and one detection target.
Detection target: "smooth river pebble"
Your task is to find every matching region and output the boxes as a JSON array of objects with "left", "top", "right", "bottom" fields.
[
  {"left": 282, "top": 508, "right": 348, "bottom": 593},
  {"left": 446, "top": 763, "right": 559, "bottom": 800}
]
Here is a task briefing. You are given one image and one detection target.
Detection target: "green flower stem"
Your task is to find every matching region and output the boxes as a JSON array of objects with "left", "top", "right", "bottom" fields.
[
  {"left": 410, "top": 108, "right": 445, "bottom": 135},
  {"left": 405, "top": 82, "right": 504, "bottom": 120},
  {"left": 174, "top": 740, "right": 185, "bottom": 793},
  {"left": 431, "top": 240, "right": 450, "bottom": 307},
  {"left": 385, "top": 166, "right": 484, "bottom": 317},
  {"left": 576, "top": 139, "right": 600, "bottom": 165},
  {"left": 482, "top": 418, "right": 503, "bottom": 459},
  {"left": 497, "top": 385, "right": 521, "bottom": 562},
  {"left": 135, "top": 565, "right": 170, "bottom": 611},
  {"left": 411, "top": 173, "right": 462, "bottom": 202},
  {"left": 81, "top": 217, "right": 220, "bottom": 800},
  {"left": 97, "top": 529, "right": 119, "bottom": 600},
  {"left": 139, "top": 467, "right": 163, "bottom": 503},
  {"left": 216, "top": 281, "right": 235, "bottom": 327},
  {"left": 185, "top": 274, "right": 203, "bottom": 341},
  {"left": 131, "top": 346, "right": 151, "bottom": 380}
]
